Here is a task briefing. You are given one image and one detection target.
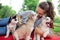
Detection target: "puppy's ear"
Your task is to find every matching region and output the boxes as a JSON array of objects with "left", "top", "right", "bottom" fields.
[
  {"left": 10, "top": 16, "right": 12, "bottom": 19},
  {"left": 29, "top": 14, "right": 35, "bottom": 21},
  {"left": 17, "top": 16, "right": 22, "bottom": 26},
  {"left": 29, "top": 14, "right": 33, "bottom": 18}
]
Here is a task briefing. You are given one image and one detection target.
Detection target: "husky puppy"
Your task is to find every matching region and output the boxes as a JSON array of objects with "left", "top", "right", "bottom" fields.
[{"left": 5, "top": 15, "right": 18, "bottom": 38}]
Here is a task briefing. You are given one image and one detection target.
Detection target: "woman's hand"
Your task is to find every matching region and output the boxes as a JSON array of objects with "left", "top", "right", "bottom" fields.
[{"left": 35, "top": 27, "right": 43, "bottom": 37}]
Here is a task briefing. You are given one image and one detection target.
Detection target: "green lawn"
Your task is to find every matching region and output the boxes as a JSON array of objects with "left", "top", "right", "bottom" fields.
[
  {"left": 53, "top": 23, "right": 60, "bottom": 32},
  {"left": 53, "top": 27, "right": 60, "bottom": 32}
]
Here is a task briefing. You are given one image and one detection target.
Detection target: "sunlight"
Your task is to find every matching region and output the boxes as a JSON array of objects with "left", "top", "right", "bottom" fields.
[{"left": 0, "top": 0, "right": 24, "bottom": 13}]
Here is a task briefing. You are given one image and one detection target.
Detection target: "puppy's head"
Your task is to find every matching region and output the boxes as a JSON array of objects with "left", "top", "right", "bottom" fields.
[
  {"left": 8, "top": 15, "right": 18, "bottom": 24},
  {"left": 28, "top": 13, "right": 36, "bottom": 21}
]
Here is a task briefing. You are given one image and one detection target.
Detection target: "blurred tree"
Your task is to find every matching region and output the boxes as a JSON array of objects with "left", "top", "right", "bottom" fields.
[
  {"left": 47, "top": 0, "right": 52, "bottom": 2},
  {"left": 58, "top": 0, "right": 60, "bottom": 15},
  {"left": 0, "top": 3, "right": 2, "bottom": 9},
  {"left": 54, "top": 16, "right": 60, "bottom": 23},
  {"left": 21, "top": 0, "right": 39, "bottom": 11},
  {"left": 0, "top": 4, "right": 16, "bottom": 18}
]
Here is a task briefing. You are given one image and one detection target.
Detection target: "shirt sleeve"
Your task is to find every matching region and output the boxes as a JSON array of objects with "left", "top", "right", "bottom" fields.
[{"left": 34, "top": 18, "right": 42, "bottom": 28}]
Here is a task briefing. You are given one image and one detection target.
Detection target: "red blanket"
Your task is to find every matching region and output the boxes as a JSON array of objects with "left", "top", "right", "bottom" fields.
[
  {"left": 0, "top": 35, "right": 60, "bottom": 40},
  {"left": 0, "top": 35, "right": 13, "bottom": 40}
]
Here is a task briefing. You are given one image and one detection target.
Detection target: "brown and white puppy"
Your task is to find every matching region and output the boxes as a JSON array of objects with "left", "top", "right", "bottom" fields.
[
  {"left": 34, "top": 17, "right": 51, "bottom": 40},
  {"left": 13, "top": 14, "right": 36, "bottom": 40},
  {"left": 5, "top": 15, "right": 18, "bottom": 38}
]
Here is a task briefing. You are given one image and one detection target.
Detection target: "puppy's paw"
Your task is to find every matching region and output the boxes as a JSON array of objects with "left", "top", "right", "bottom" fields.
[
  {"left": 4, "top": 36, "right": 8, "bottom": 38},
  {"left": 26, "top": 36, "right": 31, "bottom": 40},
  {"left": 41, "top": 37, "right": 44, "bottom": 40}
]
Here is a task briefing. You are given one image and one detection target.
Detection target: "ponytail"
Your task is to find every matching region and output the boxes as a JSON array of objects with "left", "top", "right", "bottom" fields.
[{"left": 47, "top": 2, "right": 54, "bottom": 28}]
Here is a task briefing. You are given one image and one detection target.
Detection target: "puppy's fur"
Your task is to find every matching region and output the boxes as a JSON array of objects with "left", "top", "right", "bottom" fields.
[
  {"left": 5, "top": 15, "right": 18, "bottom": 38},
  {"left": 13, "top": 14, "right": 35, "bottom": 40},
  {"left": 35, "top": 17, "right": 51, "bottom": 40}
]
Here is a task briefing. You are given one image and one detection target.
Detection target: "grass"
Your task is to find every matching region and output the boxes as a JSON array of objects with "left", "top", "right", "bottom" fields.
[
  {"left": 53, "top": 23, "right": 60, "bottom": 32},
  {"left": 53, "top": 27, "right": 60, "bottom": 32}
]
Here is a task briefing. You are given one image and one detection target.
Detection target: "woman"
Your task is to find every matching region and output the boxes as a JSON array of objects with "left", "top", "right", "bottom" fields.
[{"left": 34, "top": 1, "right": 54, "bottom": 40}]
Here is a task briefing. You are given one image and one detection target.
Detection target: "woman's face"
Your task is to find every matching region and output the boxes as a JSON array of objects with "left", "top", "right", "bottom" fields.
[{"left": 36, "top": 7, "right": 45, "bottom": 17}]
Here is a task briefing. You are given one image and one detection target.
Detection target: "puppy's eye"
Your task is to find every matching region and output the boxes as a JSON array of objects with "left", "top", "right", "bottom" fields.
[
  {"left": 46, "top": 18, "right": 48, "bottom": 20},
  {"left": 15, "top": 19, "right": 17, "bottom": 21}
]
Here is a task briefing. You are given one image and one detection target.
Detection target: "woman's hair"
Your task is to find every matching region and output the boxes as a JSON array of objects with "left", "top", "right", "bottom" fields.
[
  {"left": 38, "top": 2, "right": 54, "bottom": 28},
  {"left": 8, "top": 15, "right": 17, "bottom": 25}
]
